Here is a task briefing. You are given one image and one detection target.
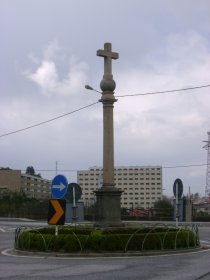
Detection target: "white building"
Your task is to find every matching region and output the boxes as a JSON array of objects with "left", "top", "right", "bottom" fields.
[{"left": 77, "top": 166, "right": 162, "bottom": 209}]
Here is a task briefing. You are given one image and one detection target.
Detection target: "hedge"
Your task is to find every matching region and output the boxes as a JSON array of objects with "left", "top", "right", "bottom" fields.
[{"left": 15, "top": 226, "right": 200, "bottom": 253}]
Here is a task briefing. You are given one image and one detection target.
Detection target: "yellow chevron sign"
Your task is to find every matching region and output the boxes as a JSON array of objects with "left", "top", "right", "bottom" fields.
[{"left": 48, "top": 199, "right": 66, "bottom": 225}]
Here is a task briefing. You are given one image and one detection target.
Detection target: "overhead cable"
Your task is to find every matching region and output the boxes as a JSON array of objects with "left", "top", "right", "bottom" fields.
[
  {"left": 0, "top": 101, "right": 99, "bottom": 138},
  {"left": 1, "top": 83, "right": 209, "bottom": 138},
  {"left": 116, "top": 84, "right": 210, "bottom": 97}
]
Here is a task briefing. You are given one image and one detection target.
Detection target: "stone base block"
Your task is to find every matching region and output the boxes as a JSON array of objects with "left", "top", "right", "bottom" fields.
[{"left": 94, "top": 187, "right": 123, "bottom": 227}]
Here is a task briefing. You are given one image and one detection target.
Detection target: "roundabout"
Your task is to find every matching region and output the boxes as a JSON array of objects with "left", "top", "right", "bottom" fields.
[
  {"left": 14, "top": 223, "right": 200, "bottom": 255},
  {"left": 1, "top": 220, "right": 210, "bottom": 279}
]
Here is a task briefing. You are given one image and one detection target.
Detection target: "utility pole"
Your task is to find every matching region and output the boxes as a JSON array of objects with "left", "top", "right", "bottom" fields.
[{"left": 55, "top": 161, "right": 58, "bottom": 175}]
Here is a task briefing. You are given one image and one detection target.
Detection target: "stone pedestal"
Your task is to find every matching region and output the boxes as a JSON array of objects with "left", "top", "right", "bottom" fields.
[
  {"left": 94, "top": 187, "right": 123, "bottom": 227},
  {"left": 94, "top": 42, "right": 122, "bottom": 227}
]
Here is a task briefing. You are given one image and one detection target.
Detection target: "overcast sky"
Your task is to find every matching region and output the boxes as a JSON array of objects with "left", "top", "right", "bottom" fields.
[{"left": 0, "top": 0, "right": 210, "bottom": 197}]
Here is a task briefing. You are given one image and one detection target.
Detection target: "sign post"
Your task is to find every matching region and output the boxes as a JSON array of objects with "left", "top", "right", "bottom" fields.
[
  {"left": 49, "top": 175, "right": 68, "bottom": 235},
  {"left": 175, "top": 182, "right": 179, "bottom": 227},
  {"left": 51, "top": 175, "right": 68, "bottom": 199},
  {"left": 65, "top": 183, "right": 82, "bottom": 223},
  {"left": 48, "top": 199, "right": 66, "bottom": 231},
  {"left": 173, "top": 178, "right": 183, "bottom": 227}
]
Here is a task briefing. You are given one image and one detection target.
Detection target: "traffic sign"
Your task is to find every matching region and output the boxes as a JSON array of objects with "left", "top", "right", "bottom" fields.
[
  {"left": 48, "top": 199, "right": 66, "bottom": 225},
  {"left": 51, "top": 175, "right": 68, "bottom": 199},
  {"left": 64, "top": 183, "right": 82, "bottom": 203},
  {"left": 173, "top": 178, "right": 183, "bottom": 199}
]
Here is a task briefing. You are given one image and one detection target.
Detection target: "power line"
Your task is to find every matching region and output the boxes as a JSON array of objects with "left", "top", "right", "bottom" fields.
[
  {"left": 162, "top": 163, "right": 209, "bottom": 169},
  {"left": 19, "top": 163, "right": 209, "bottom": 173},
  {"left": 0, "top": 101, "right": 99, "bottom": 138},
  {"left": 115, "top": 84, "right": 210, "bottom": 98},
  {"left": 1, "top": 83, "right": 209, "bottom": 138},
  {"left": 21, "top": 169, "right": 77, "bottom": 172}
]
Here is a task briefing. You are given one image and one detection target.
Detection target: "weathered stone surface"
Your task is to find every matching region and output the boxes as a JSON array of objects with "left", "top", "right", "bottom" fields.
[
  {"left": 95, "top": 43, "right": 122, "bottom": 227},
  {"left": 94, "top": 188, "right": 123, "bottom": 227}
]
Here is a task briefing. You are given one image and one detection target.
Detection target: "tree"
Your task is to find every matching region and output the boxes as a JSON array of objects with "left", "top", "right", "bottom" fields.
[
  {"left": 26, "top": 166, "right": 35, "bottom": 176},
  {"left": 190, "top": 192, "right": 200, "bottom": 199},
  {"left": 153, "top": 196, "right": 173, "bottom": 219},
  {"left": 0, "top": 191, "right": 48, "bottom": 219},
  {"left": 25, "top": 166, "right": 42, "bottom": 178}
]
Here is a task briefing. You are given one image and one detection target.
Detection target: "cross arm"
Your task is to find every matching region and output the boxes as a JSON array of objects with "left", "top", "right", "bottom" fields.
[{"left": 97, "top": 49, "right": 119, "bottom": 60}]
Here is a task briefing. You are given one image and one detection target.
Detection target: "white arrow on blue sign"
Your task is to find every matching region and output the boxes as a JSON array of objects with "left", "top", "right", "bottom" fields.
[{"left": 51, "top": 175, "right": 68, "bottom": 199}]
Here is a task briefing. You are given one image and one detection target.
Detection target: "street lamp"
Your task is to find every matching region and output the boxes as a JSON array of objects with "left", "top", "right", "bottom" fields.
[{"left": 85, "top": 85, "right": 102, "bottom": 94}]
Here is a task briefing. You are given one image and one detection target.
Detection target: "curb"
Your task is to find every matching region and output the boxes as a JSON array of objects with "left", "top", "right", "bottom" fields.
[{"left": 11, "top": 246, "right": 203, "bottom": 258}]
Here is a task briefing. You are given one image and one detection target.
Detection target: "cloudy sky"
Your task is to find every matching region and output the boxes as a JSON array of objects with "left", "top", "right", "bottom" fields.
[{"left": 0, "top": 0, "right": 210, "bottom": 197}]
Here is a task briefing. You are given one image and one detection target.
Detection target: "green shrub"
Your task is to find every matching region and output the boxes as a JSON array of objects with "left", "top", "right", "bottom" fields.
[
  {"left": 17, "top": 232, "right": 47, "bottom": 251},
  {"left": 31, "top": 226, "right": 93, "bottom": 235},
  {"left": 16, "top": 226, "right": 199, "bottom": 253}
]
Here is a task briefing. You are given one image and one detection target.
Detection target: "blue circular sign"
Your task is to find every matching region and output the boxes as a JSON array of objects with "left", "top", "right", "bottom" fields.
[{"left": 51, "top": 175, "right": 68, "bottom": 199}]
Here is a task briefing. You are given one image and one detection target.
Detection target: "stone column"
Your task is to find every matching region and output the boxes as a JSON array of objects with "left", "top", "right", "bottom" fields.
[
  {"left": 94, "top": 43, "right": 123, "bottom": 227},
  {"left": 185, "top": 197, "right": 192, "bottom": 222},
  {"left": 102, "top": 92, "right": 115, "bottom": 188}
]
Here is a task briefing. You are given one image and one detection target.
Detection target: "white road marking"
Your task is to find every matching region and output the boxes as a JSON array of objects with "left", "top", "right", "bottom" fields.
[
  {"left": 2, "top": 248, "right": 210, "bottom": 260},
  {"left": 200, "top": 240, "right": 210, "bottom": 244},
  {"left": 1, "top": 248, "right": 45, "bottom": 259},
  {"left": 0, "top": 227, "right": 16, "bottom": 233}
]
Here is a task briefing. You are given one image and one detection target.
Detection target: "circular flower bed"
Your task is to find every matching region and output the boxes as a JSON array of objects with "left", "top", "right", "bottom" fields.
[{"left": 15, "top": 224, "right": 200, "bottom": 253}]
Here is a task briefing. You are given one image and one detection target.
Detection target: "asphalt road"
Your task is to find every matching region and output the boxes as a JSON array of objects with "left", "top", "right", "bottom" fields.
[{"left": 0, "top": 219, "right": 210, "bottom": 280}]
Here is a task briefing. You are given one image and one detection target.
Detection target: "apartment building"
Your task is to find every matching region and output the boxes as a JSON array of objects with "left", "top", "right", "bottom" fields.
[
  {"left": 77, "top": 166, "right": 162, "bottom": 209},
  {"left": 0, "top": 169, "right": 21, "bottom": 195},
  {"left": 0, "top": 168, "right": 51, "bottom": 199},
  {"left": 21, "top": 173, "right": 51, "bottom": 200}
]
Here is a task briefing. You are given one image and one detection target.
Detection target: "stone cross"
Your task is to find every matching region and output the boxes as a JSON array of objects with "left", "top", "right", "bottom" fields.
[
  {"left": 97, "top": 42, "right": 119, "bottom": 78},
  {"left": 94, "top": 42, "right": 123, "bottom": 227}
]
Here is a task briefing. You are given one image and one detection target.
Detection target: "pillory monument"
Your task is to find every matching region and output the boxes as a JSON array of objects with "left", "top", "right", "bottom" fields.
[{"left": 94, "top": 42, "right": 123, "bottom": 227}]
